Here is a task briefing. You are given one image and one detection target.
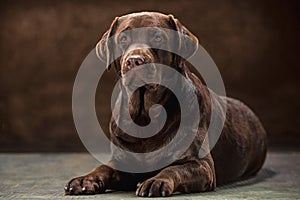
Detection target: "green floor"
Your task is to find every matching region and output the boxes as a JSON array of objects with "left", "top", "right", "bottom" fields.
[{"left": 1, "top": 151, "right": 299, "bottom": 200}]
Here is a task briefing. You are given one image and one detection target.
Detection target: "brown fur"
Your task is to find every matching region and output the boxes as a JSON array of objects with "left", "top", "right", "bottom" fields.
[{"left": 65, "top": 12, "right": 267, "bottom": 197}]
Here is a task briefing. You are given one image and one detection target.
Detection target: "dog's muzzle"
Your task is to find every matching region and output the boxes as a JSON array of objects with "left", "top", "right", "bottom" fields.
[{"left": 121, "top": 46, "right": 158, "bottom": 88}]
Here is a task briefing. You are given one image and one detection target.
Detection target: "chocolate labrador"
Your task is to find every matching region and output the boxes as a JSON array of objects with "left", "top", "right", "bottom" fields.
[{"left": 65, "top": 12, "right": 267, "bottom": 197}]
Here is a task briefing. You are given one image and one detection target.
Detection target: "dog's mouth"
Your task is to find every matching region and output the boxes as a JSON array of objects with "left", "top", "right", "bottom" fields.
[{"left": 121, "top": 64, "right": 159, "bottom": 87}]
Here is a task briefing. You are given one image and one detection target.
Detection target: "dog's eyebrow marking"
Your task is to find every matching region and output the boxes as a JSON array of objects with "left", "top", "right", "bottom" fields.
[
  {"left": 149, "top": 27, "right": 168, "bottom": 36},
  {"left": 120, "top": 25, "right": 134, "bottom": 33}
]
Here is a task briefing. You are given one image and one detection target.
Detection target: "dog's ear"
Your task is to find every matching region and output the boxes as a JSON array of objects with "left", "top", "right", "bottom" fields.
[
  {"left": 168, "top": 14, "right": 199, "bottom": 60},
  {"left": 96, "top": 17, "right": 119, "bottom": 70}
]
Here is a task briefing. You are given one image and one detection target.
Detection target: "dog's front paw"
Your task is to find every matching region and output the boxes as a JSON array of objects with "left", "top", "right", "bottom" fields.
[
  {"left": 136, "top": 177, "right": 174, "bottom": 197},
  {"left": 64, "top": 175, "right": 105, "bottom": 195}
]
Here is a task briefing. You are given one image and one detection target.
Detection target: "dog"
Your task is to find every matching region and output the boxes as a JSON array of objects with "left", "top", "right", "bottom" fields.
[{"left": 65, "top": 12, "right": 267, "bottom": 197}]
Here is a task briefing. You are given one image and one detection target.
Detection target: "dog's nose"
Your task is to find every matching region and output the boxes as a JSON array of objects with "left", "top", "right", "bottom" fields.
[{"left": 125, "top": 55, "right": 145, "bottom": 69}]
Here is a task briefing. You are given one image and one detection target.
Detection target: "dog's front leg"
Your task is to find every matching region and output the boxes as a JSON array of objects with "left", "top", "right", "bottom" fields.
[
  {"left": 136, "top": 157, "right": 216, "bottom": 197},
  {"left": 64, "top": 164, "right": 135, "bottom": 195}
]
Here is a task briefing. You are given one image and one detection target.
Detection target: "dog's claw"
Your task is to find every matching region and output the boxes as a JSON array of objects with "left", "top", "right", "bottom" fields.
[
  {"left": 82, "top": 187, "right": 86, "bottom": 191},
  {"left": 64, "top": 186, "right": 68, "bottom": 191},
  {"left": 148, "top": 192, "right": 152, "bottom": 197},
  {"left": 69, "top": 187, "right": 73, "bottom": 191},
  {"left": 162, "top": 191, "right": 166, "bottom": 197},
  {"left": 141, "top": 192, "right": 145, "bottom": 197}
]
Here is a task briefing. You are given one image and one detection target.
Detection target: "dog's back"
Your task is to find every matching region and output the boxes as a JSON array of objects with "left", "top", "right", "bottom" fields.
[{"left": 212, "top": 96, "right": 267, "bottom": 185}]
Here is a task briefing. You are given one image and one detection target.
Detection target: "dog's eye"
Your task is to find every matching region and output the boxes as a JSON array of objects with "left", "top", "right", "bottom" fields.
[
  {"left": 119, "top": 35, "right": 128, "bottom": 44},
  {"left": 154, "top": 35, "right": 162, "bottom": 42}
]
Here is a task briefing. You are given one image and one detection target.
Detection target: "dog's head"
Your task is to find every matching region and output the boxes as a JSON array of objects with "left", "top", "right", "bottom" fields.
[
  {"left": 96, "top": 12, "right": 198, "bottom": 74},
  {"left": 96, "top": 12, "right": 199, "bottom": 124}
]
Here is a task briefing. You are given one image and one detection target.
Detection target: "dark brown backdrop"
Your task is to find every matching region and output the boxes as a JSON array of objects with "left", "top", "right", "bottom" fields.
[{"left": 0, "top": 0, "right": 299, "bottom": 152}]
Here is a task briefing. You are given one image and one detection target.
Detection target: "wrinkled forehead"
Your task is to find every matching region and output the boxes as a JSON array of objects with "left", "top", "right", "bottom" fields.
[{"left": 116, "top": 13, "right": 173, "bottom": 33}]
